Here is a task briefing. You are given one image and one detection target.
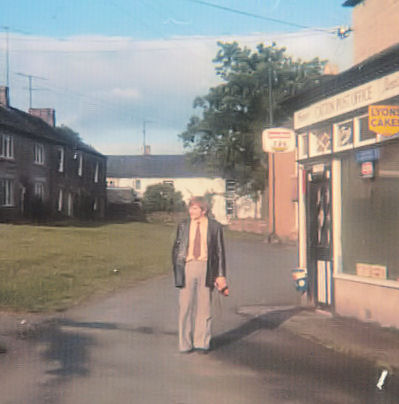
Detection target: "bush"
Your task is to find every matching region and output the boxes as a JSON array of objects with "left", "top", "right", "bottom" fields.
[{"left": 142, "top": 183, "right": 185, "bottom": 213}]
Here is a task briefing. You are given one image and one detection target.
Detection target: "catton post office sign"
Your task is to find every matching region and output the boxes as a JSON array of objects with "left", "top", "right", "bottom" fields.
[{"left": 369, "top": 105, "right": 399, "bottom": 136}]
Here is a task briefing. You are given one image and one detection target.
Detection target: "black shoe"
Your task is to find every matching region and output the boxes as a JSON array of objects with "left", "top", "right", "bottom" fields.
[
  {"left": 180, "top": 349, "right": 194, "bottom": 354},
  {"left": 195, "top": 348, "right": 210, "bottom": 355}
]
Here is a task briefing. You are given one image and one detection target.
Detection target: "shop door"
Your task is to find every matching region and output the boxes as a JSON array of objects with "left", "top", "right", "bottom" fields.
[{"left": 307, "top": 167, "right": 333, "bottom": 307}]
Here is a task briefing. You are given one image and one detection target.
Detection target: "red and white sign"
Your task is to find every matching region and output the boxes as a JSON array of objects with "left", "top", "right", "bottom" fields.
[
  {"left": 262, "top": 128, "right": 295, "bottom": 153},
  {"left": 360, "top": 161, "right": 374, "bottom": 178}
]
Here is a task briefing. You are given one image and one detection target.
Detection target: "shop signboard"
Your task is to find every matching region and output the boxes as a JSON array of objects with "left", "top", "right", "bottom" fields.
[
  {"left": 262, "top": 128, "right": 295, "bottom": 153},
  {"left": 368, "top": 105, "right": 399, "bottom": 136}
]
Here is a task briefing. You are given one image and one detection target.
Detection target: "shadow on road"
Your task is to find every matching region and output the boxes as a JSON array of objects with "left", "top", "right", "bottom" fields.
[{"left": 211, "top": 307, "right": 302, "bottom": 350}]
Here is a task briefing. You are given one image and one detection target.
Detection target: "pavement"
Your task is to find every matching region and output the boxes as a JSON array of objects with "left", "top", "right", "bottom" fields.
[{"left": 237, "top": 304, "right": 399, "bottom": 375}]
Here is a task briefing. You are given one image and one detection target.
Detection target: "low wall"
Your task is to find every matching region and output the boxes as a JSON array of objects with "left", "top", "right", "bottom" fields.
[
  {"left": 335, "top": 276, "right": 399, "bottom": 328},
  {"left": 228, "top": 219, "right": 268, "bottom": 234}
]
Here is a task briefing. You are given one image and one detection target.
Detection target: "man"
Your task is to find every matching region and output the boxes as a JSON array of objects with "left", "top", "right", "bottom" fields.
[{"left": 172, "top": 196, "right": 228, "bottom": 353}]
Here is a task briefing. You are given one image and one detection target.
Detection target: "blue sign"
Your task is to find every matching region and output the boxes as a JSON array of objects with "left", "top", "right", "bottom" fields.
[{"left": 356, "top": 148, "right": 380, "bottom": 163}]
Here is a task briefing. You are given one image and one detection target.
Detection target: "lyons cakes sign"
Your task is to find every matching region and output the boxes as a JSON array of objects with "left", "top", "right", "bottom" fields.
[{"left": 368, "top": 105, "right": 399, "bottom": 136}]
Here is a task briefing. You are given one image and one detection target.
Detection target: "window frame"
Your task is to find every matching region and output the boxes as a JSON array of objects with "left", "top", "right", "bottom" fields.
[
  {"left": 56, "top": 146, "right": 65, "bottom": 173},
  {"left": 0, "top": 134, "right": 14, "bottom": 159},
  {"left": 0, "top": 178, "right": 14, "bottom": 207},
  {"left": 34, "top": 182, "right": 45, "bottom": 200},
  {"left": 34, "top": 143, "right": 45, "bottom": 165}
]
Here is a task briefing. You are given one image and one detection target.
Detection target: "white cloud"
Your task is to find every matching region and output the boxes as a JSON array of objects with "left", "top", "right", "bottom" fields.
[
  {"left": 0, "top": 30, "right": 353, "bottom": 155},
  {"left": 110, "top": 87, "right": 141, "bottom": 100}
]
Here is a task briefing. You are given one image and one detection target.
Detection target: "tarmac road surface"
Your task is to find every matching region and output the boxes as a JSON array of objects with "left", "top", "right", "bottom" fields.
[{"left": 0, "top": 238, "right": 398, "bottom": 403}]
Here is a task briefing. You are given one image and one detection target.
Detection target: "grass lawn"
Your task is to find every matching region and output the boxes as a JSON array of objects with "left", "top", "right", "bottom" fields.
[
  {"left": 0, "top": 221, "right": 265, "bottom": 313},
  {"left": 0, "top": 222, "right": 177, "bottom": 312}
]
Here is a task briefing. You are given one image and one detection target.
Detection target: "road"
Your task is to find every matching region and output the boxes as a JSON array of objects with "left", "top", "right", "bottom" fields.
[{"left": 0, "top": 238, "right": 397, "bottom": 403}]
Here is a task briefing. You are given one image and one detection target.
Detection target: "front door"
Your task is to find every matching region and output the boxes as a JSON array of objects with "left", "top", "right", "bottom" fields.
[{"left": 307, "top": 166, "right": 333, "bottom": 307}]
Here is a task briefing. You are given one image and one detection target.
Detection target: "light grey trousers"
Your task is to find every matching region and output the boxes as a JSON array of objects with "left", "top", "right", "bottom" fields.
[{"left": 178, "top": 260, "right": 212, "bottom": 352}]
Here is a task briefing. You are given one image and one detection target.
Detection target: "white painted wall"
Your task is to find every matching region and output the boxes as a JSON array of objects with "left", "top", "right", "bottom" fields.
[{"left": 107, "top": 176, "right": 229, "bottom": 224}]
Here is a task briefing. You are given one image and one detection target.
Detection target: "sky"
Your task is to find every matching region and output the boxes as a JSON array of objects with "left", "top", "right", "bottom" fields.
[{"left": 0, "top": 1, "right": 354, "bottom": 155}]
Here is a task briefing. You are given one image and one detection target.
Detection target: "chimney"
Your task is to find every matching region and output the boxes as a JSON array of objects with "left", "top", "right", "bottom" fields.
[
  {"left": 29, "top": 108, "right": 56, "bottom": 127},
  {"left": 0, "top": 86, "right": 10, "bottom": 108},
  {"left": 144, "top": 145, "right": 151, "bottom": 155}
]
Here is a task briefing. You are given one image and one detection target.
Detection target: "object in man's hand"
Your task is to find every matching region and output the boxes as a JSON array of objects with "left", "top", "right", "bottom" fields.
[{"left": 219, "top": 286, "right": 229, "bottom": 296}]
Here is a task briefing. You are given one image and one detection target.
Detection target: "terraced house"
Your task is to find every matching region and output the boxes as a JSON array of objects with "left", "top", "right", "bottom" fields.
[{"left": 0, "top": 86, "right": 106, "bottom": 222}]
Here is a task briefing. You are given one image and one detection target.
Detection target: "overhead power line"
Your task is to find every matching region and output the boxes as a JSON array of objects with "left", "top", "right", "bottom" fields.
[{"left": 182, "top": 0, "right": 331, "bottom": 33}]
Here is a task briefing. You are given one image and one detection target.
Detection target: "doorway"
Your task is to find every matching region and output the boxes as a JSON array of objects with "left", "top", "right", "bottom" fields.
[{"left": 307, "top": 166, "right": 333, "bottom": 307}]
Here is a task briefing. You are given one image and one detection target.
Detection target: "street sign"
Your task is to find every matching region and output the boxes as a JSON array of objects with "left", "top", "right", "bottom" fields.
[
  {"left": 369, "top": 105, "right": 399, "bottom": 136},
  {"left": 262, "top": 127, "right": 295, "bottom": 153}
]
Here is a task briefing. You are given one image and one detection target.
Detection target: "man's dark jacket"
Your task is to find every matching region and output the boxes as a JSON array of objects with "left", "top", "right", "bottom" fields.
[{"left": 172, "top": 218, "right": 226, "bottom": 288}]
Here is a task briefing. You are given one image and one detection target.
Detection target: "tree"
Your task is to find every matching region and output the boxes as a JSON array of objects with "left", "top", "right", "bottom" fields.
[
  {"left": 55, "top": 125, "right": 82, "bottom": 144},
  {"left": 142, "top": 183, "right": 185, "bottom": 213},
  {"left": 179, "top": 42, "right": 326, "bottom": 198}
]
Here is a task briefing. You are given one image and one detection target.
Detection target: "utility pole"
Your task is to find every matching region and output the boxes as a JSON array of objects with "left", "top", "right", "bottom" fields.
[
  {"left": 0, "top": 26, "right": 10, "bottom": 87},
  {"left": 142, "top": 120, "right": 154, "bottom": 154},
  {"left": 268, "top": 58, "right": 277, "bottom": 242},
  {"left": 16, "top": 72, "right": 47, "bottom": 109}
]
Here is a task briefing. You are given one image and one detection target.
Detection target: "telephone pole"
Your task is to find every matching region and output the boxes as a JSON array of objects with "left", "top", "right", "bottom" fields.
[{"left": 0, "top": 26, "right": 10, "bottom": 87}]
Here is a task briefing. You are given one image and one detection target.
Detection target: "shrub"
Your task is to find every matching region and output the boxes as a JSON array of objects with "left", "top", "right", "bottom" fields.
[{"left": 142, "top": 183, "right": 185, "bottom": 213}]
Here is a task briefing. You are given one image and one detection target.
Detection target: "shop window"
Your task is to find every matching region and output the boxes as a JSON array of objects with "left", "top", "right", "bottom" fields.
[
  {"left": 354, "top": 114, "right": 377, "bottom": 146},
  {"left": 309, "top": 125, "right": 332, "bottom": 157},
  {"left": 334, "top": 119, "right": 353, "bottom": 151},
  {"left": 298, "top": 133, "right": 308, "bottom": 159},
  {"left": 341, "top": 143, "right": 399, "bottom": 282}
]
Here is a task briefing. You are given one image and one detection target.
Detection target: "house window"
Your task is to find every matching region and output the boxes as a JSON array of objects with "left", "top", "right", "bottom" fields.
[
  {"left": 226, "top": 199, "right": 234, "bottom": 215},
  {"left": 57, "top": 147, "right": 64, "bottom": 172},
  {"left": 0, "top": 134, "right": 14, "bottom": 159},
  {"left": 0, "top": 179, "right": 14, "bottom": 206},
  {"left": 34, "top": 143, "right": 45, "bottom": 165},
  {"left": 163, "top": 180, "right": 174, "bottom": 187},
  {"left": 135, "top": 179, "right": 141, "bottom": 190},
  {"left": 94, "top": 162, "right": 99, "bottom": 183},
  {"left": 226, "top": 180, "right": 236, "bottom": 193},
  {"left": 78, "top": 153, "right": 83, "bottom": 176},
  {"left": 67, "top": 193, "right": 73, "bottom": 217},
  {"left": 34, "top": 182, "right": 45, "bottom": 200},
  {"left": 57, "top": 189, "right": 63, "bottom": 212}
]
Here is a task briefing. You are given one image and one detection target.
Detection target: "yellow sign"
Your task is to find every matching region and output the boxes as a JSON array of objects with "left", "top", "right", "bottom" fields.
[{"left": 368, "top": 105, "right": 399, "bottom": 136}]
